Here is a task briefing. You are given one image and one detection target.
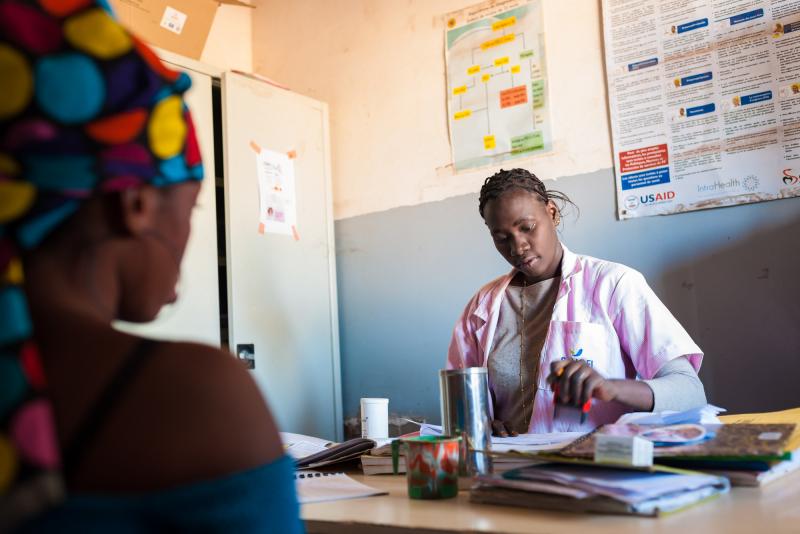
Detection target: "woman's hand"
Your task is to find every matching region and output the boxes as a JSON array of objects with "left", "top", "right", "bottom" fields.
[
  {"left": 546, "top": 359, "right": 618, "bottom": 407},
  {"left": 491, "top": 420, "right": 519, "bottom": 437},
  {"left": 546, "top": 359, "right": 656, "bottom": 411}
]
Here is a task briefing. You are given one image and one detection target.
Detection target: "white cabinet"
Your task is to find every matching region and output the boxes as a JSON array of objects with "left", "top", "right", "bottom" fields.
[{"left": 221, "top": 72, "right": 342, "bottom": 442}]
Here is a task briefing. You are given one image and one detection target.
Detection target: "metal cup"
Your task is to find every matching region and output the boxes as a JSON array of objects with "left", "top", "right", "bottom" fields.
[{"left": 439, "top": 368, "right": 492, "bottom": 476}]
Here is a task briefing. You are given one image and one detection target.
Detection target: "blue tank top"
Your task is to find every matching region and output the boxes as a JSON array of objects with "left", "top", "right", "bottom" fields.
[{"left": 20, "top": 455, "right": 304, "bottom": 533}]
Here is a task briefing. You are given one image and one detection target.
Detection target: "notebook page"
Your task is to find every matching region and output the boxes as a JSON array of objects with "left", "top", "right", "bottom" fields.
[{"left": 296, "top": 472, "right": 388, "bottom": 504}]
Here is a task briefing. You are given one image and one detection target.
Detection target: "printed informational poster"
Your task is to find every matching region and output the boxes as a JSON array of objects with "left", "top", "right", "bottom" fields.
[
  {"left": 445, "top": 0, "right": 552, "bottom": 171},
  {"left": 603, "top": 0, "right": 800, "bottom": 219},
  {"left": 256, "top": 148, "right": 297, "bottom": 236}
]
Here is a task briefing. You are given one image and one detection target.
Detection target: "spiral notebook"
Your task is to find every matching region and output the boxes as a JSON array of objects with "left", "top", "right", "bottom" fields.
[{"left": 295, "top": 471, "right": 388, "bottom": 504}]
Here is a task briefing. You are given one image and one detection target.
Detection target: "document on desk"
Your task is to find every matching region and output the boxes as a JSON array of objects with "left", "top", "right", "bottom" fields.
[
  {"left": 295, "top": 471, "right": 388, "bottom": 504},
  {"left": 491, "top": 432, "right": 586, "bottom": 453},
  {"left": 418, "top": 423, "right": 584, "bottom": 453}
]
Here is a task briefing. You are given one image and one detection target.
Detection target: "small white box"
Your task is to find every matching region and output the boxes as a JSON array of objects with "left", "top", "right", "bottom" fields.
[{"left": 594, "top": 434, "right": 654, "bottom": 467}]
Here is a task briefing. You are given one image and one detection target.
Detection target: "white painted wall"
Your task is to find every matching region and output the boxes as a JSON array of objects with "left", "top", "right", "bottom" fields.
[
  {"left": 202, "top": 4, "right": 253, "bottom": 72},
  {"left": 253, "top": 0, "right": 612, "bottom": 219}
]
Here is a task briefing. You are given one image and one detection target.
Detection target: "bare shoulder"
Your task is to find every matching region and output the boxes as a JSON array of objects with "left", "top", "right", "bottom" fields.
[
  {"left": 146, "top": 341, "right": 285, "bottom": 465},
  {"left": 72, "top": 339, "right": 285, "bottom": 491}
]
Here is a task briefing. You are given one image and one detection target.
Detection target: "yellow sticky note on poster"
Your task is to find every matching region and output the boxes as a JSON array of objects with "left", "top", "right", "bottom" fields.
[
  {"left": 492, "top": 16, "right": 516, "bottom": 31},
  {"left": 494, "top": 56, "right": 509, "bottom": 66},
  {"left": 454, "top": 110, "right": 472, "bottom": 120},
  {"left": 484, "top": 135, "right": 496, "bottom": 150},
  {"left": 511, "top": 65, "right": 521, "bottom": 74}
]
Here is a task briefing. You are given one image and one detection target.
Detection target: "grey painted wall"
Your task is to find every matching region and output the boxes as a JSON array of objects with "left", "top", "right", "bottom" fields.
[{"left": 334, "top": 168, "right": 800, "bottom": 424}]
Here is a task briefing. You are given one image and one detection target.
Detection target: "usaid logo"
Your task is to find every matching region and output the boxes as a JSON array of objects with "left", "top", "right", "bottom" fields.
[
  {"left": 624, "top": 191, "right": 675, "bottom": 211},
  {"left": 783, "top": 169, "right": 800, "bottom": 186},
  {"left": 639, "top": 190, "right": 676, "bottom": 204}
]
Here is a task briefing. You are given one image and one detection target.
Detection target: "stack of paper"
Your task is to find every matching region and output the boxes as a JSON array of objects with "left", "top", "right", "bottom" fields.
[
  {"left": 418, "top": 424, "right": 584, "bottom": 453},
  {"left": 362, "top": 429, "right": 585, "bottom": 476},
  {"left": 361, "top": 453, "right": 536, "bottom": 476},
  {"left": 471, "top": 463, "right": 730, "bottom": 516}
]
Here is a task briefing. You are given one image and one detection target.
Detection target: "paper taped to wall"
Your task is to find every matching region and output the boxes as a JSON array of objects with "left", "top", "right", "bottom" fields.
[{"left": 255, "top": 146, "right": 297, "bottom": 237}]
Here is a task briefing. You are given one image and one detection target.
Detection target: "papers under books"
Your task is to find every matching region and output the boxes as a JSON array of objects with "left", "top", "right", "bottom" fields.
[
  {"left": 361, "top": 454, "right": 537, "bottom": 476},
  {"left": 417, "top": 423, "right": 584, "bottom": 454},
  {"left": 490, "top": 432, "right": 587, "bottom": 453},
  {"left": 471, "top": 463, "right": 730, "bottom": 517},
  {"left": 295, "top": 471, "right": 387, "bottom": 504},
  {"left": 364, "top": 428, "right": 582, "bottom": 475}
]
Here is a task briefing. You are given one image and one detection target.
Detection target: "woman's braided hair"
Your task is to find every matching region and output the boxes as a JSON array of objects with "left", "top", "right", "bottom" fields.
[{"left": 478, "top": 168, "right": 576, "bottom": 218}]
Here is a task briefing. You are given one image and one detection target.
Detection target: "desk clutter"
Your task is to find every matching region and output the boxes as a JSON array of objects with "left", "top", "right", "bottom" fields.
[{"left": 289, "top": 405, "right": 800, "bottom": 514}]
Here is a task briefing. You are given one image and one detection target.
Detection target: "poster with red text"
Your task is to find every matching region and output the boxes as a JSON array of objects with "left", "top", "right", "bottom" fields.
[{"left": 602, "top": 0, "right": 800, "bottom": 218}]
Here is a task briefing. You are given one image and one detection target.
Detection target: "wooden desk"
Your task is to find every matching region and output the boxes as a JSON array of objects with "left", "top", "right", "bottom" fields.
[{"left": 303, "top": 470, "right": 800, "bottom": 534}]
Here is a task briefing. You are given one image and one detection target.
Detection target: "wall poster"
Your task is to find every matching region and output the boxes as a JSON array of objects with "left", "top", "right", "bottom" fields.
[
  {"left": 603, "top": 0, "right": 800, "bottom": 218},
  {"left": 445, "top": 0, "right": 553, "bottom": 171}
]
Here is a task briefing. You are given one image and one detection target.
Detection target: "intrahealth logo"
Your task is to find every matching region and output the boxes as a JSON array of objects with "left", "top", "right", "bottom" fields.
[{"left": 697, "top": 178, "right": 740, "bottom": 193}]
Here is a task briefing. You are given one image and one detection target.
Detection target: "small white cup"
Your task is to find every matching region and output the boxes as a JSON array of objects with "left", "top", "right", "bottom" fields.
[{"left": 360, "top": 398, "right": 389, "bottom": 439}]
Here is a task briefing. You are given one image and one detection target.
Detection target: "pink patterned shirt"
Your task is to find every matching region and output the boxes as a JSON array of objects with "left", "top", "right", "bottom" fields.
[{"left": 446, "top": 243, "right": 703, "bottom": 433}]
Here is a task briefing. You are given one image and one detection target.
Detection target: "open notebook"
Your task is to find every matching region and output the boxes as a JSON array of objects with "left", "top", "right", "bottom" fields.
[{"left": 295, "top": 471, "right": 388, "bottom": 504}]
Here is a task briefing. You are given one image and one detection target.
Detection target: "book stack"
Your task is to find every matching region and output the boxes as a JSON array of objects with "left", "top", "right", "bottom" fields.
[
  {"left": 555, "top": 416, "right": 798, "bottom": 487},
  {"left": 471, "top": 462, "right": 729, "bottom": 516},
  {"left": 710, "top": 407, "right": 800, "bottom": 486}
]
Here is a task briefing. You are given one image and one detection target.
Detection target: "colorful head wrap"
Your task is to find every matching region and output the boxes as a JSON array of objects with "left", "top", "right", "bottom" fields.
[{"left": 0, "top": 0, "right": 203, "bottom": 525}]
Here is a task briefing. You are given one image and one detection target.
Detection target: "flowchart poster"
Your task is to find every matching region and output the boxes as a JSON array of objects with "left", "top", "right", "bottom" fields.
[
  {"left": 603, "top": 0, "right": 800, "bottom": 219},
  {"left": 445, "top": 0, "right": 552, "bottom": 171}
]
